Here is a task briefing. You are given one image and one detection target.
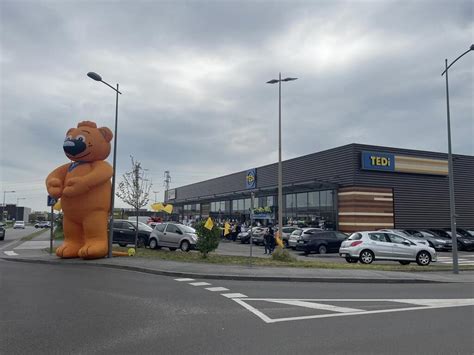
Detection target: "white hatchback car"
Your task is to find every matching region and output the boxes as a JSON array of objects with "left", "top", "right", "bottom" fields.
[
  {"left": 13, "top": 221, "right": 26, "bottom": 229},
  {"left": 339, "top": 231, "right": 437, "bottom": 266}
]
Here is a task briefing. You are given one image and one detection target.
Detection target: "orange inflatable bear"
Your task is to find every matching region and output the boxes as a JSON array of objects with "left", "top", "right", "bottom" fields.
[{"left": 46, "top": 121, "right": 113, "bottom": 259}]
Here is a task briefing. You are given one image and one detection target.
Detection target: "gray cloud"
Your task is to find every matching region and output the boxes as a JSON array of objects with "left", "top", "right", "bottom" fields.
[{"left": 1, "top": 0, "right": 472, "bottom": 212}]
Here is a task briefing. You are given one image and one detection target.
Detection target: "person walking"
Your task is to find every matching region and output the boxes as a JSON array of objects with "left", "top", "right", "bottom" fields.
[{"left": 264, "top": 225, "right": 274, "bottom": 255}]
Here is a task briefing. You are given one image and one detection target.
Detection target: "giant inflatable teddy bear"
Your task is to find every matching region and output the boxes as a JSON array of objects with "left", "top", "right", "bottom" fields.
[{"left": 46, "top": 121, "right": 113, "bottom": 259}]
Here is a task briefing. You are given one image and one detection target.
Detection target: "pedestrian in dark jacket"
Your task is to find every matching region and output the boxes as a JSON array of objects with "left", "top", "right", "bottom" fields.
[{"left": 264, "top": 226, "right": 274, "bottom": 254}]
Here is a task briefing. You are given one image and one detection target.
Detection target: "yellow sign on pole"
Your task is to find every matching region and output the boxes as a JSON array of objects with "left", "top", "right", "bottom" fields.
[{"left": 204, "top": 217, "right": 214, "bottom": 230}]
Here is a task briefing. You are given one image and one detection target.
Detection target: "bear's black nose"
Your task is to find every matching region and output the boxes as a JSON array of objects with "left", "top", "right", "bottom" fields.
[{"left": 63, "top": 139, "right": 86, "bottom": 156}]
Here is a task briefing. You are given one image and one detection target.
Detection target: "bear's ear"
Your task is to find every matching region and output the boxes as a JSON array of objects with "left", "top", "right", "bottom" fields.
[
  {"left": 66, "top": 128, "right": 75, "bottom": 136},
  {"left": 98, "top": 127, "right": 113, "bottom": 142}
]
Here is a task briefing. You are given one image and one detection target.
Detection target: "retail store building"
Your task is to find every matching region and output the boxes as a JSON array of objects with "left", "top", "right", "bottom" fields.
[{"left": 165, "top": 143, "right": 474, "bottom": 233}]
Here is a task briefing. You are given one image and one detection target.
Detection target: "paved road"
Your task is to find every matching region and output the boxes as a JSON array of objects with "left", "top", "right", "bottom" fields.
[{"left": 1, "top": 260, "right": 472, "bottom": 354}]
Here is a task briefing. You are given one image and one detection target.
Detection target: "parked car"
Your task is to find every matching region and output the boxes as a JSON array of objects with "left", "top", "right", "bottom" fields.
[
  {"left": 403, "top": 229, "right": 452, "bottom": 251},
  {"left": 379, "top": 229, "right": 429, "bottom": 246},
  {"left": 149, "top": 222, "right": 198, "bottom": 252},
  {"left": 13, "top": 221, "right": 26, "bottom": 229},
  {"left": 277, "top": 226, "right": 299, "bottom": 247},
  {"left": 288, "top": 228, "right": 302, "bottom": 249},
  {"left": 0, "top": 223, "right": 5, "bottom": 240},
  {"left": 35, "top": 221, "right": 51, "bottom": 228},
  {"left": 245, "top": 227, "right": 268, "bottom": 245},
  {"left": 295, "top": 230, "right": 348, "bottom": 255},
  {"left": 112, "top": 219, "right": 153, "bottom": 248},
  {"left": 441, "top": 229, "right": 474, "bottom": 251},
  {"left": 339, "top": 231, "right": 437, "bottom": 266},
  {"left": 456, "top": 228, "right": 474, "bottom": 239}
]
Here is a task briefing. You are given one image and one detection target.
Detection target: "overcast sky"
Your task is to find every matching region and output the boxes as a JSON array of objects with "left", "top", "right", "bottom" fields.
[{"left": 1, "top": 0, "right": 472, "bottom": 213}]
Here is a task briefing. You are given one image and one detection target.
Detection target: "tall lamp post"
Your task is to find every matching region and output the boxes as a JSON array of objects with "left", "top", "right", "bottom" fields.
[
  {"left": 87, "top": 71, "right": 122, "bottom": 258},
  {"left": 441, "top": 44, "right": 474, "bottom": 274},
  {"left": 2, "top": 190, "right": 15, "bottom": 221},
  {"left": 16, "top": 197, "right": 26, "bottom": 221},
  {"left": 266, "top": 73, "right": 297, "bottom": 234}
]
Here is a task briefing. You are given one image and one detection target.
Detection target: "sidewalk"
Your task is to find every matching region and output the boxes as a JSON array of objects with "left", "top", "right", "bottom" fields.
[{"left": 3, "top": 252, "right": 474, "bottom": 284}]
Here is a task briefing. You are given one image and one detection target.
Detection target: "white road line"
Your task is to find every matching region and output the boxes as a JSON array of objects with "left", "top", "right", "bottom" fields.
[
  {"left": 174, "top": 278, "right": 195, "bottom": 282},
  {"left": 0, "top": 240, "right": 21, "bottom": 251},
  {"left": 222, "top": 293, "right": 248, "bottom": 298},
  {"left": 189, "top": 282, "right": 212, "bottom": 286},
  {"left": 4, "top": 251, "right": 18, "bottom": 256},
  {"left": 233, "top": 298, "right": 474, "bottom": 324},
  {"left": 205, "top": 287, "right": 229, "bottom": 292},
  {"left": 267, "top": 300, "right": 364, "bottom": 313}
]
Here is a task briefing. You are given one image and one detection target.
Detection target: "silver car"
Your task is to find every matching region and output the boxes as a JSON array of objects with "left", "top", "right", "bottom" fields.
[
  {"left": 288, "top": 228, "right": 324, "bottom": 249},
  {"left": 379, "top": 229, "right": 429, "bottom": 246},
  {"left": 149, "top": 222, "right": 198, "bottom": 252},
  {"left": 339, "top": 231, "right": 437, "bottom": 266}
]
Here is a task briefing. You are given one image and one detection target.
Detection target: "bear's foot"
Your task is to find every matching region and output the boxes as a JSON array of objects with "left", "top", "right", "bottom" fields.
[
  {"left": 78, "top": 242, "right": 108, "bottom": 259},
  {"left": 56, "top": 243, "right": 82, "bottom": 258}
]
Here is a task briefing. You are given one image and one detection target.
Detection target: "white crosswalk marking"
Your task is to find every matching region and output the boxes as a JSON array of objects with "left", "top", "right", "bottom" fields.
[
  {"left": 205, "top": 287, "right": 229, "bottom": 292},
  {"left": 174, "top": 278, "right": 195, "bottom": 282},
  {"left": 189, "top": 282, "right": 212, "bottom": 286},
  {"left": 222, "top": 293, "right": 248, "bottom": 298}
]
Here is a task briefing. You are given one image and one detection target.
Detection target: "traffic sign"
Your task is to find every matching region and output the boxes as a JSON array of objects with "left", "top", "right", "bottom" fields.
[{"left": 47, "top": 196, "right": 57, "bottom": 207}]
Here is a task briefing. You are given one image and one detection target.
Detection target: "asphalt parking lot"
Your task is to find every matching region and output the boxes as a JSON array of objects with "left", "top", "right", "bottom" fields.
[{"left": 215, "top": 239, "right": 474, "bottom": 265}]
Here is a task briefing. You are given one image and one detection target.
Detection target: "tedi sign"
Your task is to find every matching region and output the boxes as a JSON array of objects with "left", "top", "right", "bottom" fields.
[{"left": 361, "top": 151, "right": 395, "bottom": 172}]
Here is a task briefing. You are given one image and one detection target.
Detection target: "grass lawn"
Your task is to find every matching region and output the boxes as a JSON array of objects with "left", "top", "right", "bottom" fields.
[{"left": 112, "top": 246, "right": 474, "bottom": 272}]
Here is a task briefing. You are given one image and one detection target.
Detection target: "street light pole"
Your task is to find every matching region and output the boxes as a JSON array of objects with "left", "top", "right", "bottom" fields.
[
  {"left": 2, "top": 190, "right": 15, "bottom": 221},
  {"left": 267, "top": 74, "right": 297, "bottom": 234},
  {"left": 441, "top": 44, "right": 473, "bottom": 274},
  {"left": 87, "top": 72, "right": 122, "bottom": 258}
]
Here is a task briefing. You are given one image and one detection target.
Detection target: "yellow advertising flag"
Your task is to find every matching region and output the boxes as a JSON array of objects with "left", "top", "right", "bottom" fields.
[
  {"left": 163, "top": 204, "right": 173, "bottom": 214},
  {"left": 151, "top": 202, "right": 164, "bottom": 212},
  {"left": 275, "top": 231, "right": 284, "bottom": 248},
  {"left": 53, "top": 200, "right": 62, "bottom": 211},
  {"left": 204, "top": 217, "right": 214, "bottom": 230},
  {"left": 224, "top": 222, "right": 230, "bottom": 236}
]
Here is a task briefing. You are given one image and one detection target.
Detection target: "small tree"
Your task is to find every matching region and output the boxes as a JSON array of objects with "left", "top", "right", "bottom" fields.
[
  {"left": 194, "top": 220, "right": 220, "bottom": 258},
  {"left": 116, "top": 156, "right": 152, "bottom": 250}
]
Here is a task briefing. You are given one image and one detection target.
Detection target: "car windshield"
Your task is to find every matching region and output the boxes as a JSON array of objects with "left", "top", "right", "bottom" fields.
[
  {"left": 129, "top": 222, "right": 153, "bottom": 232},
  {"left": 181, "top": 225, "right": 196, "bottom": 233},
  {"left": 291, "top": 229, "right": 302, "bottom": 236}
]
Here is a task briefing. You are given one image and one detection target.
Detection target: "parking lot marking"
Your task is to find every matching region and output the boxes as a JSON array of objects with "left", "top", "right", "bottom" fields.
[
  {"left": 189, "top": 282, "right": 212, "bottom": 286},
  {"left": 206, "top": 287, "right": 229, "bottom": 292},
  {"left": 4, "top": 251, "right": 18, "bottom": 256},
  {"left": 222, "top": 293, "right": 248, "bottom": 299},
  {"left": 267, "top": 300, "right": 364, "bottom": 313},
  {"left": 174, "top": 278, "right": 195, "bottom": 282},
  {"left": 232, "top": 298, "right": 474, "bottom": 324}
]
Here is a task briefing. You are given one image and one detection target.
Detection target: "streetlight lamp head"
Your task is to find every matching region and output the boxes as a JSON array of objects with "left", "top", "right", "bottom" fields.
[
  {"left": 87, "top": 72, "right": 102, "bottom": 81},
  {"left": 266, "top": 79, "right": 279, "bottom": 84},
  {"left": 282, "top": 77, "right": 298, "bottom": 82},
  {"left": 470, "top": 44, "right": 474, "bottom": 51}
]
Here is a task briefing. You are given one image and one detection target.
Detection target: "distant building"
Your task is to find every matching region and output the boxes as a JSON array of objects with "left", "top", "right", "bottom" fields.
[{"left": 2, "top": 204, "right": 32, "bottom": 222}]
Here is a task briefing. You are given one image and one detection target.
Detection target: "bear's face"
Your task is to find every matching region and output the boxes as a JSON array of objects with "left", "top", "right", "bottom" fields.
[{"left": 63, "top": 121, "right": 113, "bottom": 162}]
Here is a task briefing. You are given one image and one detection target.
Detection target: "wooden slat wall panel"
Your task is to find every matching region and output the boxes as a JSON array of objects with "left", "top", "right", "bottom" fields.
[{"left": 338, "top": 187, "right": 394, "bottom": 233}]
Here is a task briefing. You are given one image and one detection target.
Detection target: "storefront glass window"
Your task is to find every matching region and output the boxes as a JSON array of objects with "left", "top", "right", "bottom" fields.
[
  {"left": 297, "top": 193, "right": 307, "bottom": 208},
  {"left": 237, "top": 199, "right": 244, "bottom": 211},
  {"left": 308, "top": 191, "right": 319, "bottom": 208},
  {"left": 244, "top": 198, "right": 251, "bottom": 212}
]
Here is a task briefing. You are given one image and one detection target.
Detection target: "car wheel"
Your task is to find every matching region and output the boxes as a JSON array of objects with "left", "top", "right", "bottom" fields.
[
  {"left": 416, "top": 251, "right": 431, "bottom": 266},
  {"left": 457, "top": 241, "right": 464, "bottom": 251},
  {"left": 169, "top": 247, "right": 177, "bottom": 251},
  {"left": 318, "top": 245, "right": 327, "bottom": 254},
  {"left": 399, "top": 260, "right": 411, "bottom": 265},
  {"left": 149, "top": 238, "right": 158, "bottom": 250},
  {"left": 180, "top": 240, "right": 190, "bottom": 252},
  {"left": 345, "top": 256, "right": 358, "bottom": 263},
  {"left": 359, "top": 250, "right": 374, "bottom": 264},
  {"left": 118, "top": 243, "right": 127, "bottom": 247},
  {"left": 137, "top": 237, "right": 146, "bottom": 248}
]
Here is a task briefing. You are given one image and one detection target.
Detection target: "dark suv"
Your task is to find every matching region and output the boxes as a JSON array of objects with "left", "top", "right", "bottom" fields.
[
  {"left": 112, "top": 219, "right": 152, "bottom": 248},
  {"left": 0, "top": 223, "right": 5, "bottom": 240},
  {"left": 295, "top": 229, "right": 348, "bottom": 255}
]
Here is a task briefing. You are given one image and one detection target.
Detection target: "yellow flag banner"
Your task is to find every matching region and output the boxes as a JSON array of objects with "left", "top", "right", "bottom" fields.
[
  {"left": 151, "top": 202, "right": 164, "bottom": 212},
  {"left": 204, "top": 217, "right": 214, "bottom": 230},
  {"left": 275, "top": 231, "right": 284, "bottom": 248},
  {"left": 163, "top": 204, "right": 173, "bottom": 214},
  {"left": 224, "top": 222, "right": 231, "bottom": 236},
  {"left": 53, "top": 200, "right": 62, "bottom": 211}
]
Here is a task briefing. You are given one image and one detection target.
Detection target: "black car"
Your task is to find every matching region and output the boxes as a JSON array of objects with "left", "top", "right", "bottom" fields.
[
  {"left": 295, "top": 230, "right": 348, "bottom": 255},
  {"left": 0, "top": 223, "right": 5, "bottom": 240},
  {"left": 112, "top": 219, "right": 152, "bottom": 248},
  {"left": 430, "top": 228, "right": 474, "bottom": 252}
]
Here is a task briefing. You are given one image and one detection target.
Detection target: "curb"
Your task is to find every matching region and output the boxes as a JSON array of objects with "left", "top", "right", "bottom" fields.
[{"left": 0, "top": 257, "right": 444, "bottom": 284}]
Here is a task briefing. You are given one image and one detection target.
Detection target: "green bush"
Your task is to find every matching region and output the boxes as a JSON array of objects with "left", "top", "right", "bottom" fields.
[
  {"left": 271, "top": 246, "right": 296, "bottom": 262},
  {"left": 195, "top": 220, "right": 221, "bottom": 258}
]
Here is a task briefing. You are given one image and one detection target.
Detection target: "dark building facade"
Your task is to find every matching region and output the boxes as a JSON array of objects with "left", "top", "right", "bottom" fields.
[{"left": 165, "top": 143, "right": 474, "bottom": 232}]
